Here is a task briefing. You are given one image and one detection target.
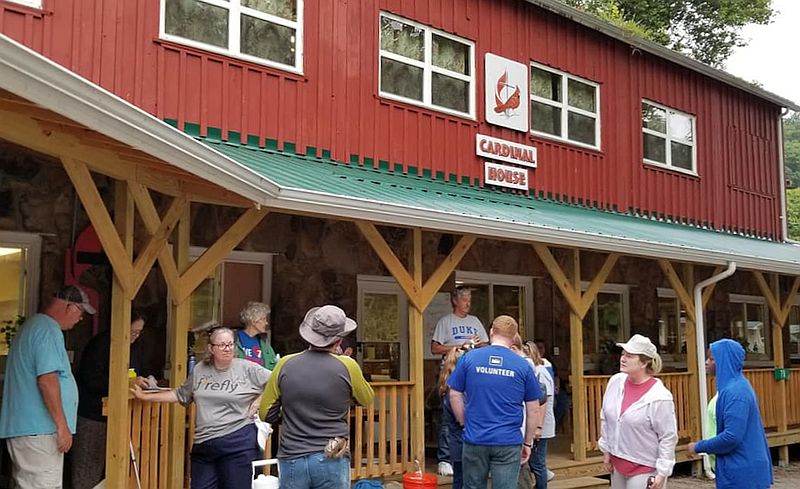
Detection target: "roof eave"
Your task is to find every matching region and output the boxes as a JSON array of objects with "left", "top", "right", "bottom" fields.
[
  {"left": 524, "top": 0, "right": 800, "bottom": 112},
  {"left": 0, "top": 34, "right": 280, "bottom": 204}
]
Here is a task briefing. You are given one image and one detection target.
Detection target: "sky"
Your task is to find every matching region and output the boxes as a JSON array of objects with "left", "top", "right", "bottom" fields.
[{"left": 725, "top": 0, "right": 800, "bottom": 107}]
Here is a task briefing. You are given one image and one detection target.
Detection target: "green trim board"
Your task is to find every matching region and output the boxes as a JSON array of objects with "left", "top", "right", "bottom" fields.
[{"left": 196, "top": 137, "right": 800, "bottom": 274}]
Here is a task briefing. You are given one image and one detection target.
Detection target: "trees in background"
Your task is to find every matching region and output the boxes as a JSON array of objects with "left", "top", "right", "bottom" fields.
[
  {"left": 563, "top": 0, "right": 774, "bottom": 67},
  {"left": 786, "top": 113, "right": 800, "bottom": 241}
]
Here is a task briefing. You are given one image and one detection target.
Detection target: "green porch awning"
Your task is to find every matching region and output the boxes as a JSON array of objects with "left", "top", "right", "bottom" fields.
[{"left": 197, "top": 136, "right": 800, "bottom": 275}]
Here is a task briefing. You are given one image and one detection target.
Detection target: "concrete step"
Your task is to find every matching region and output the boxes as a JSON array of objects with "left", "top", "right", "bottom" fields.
[{"left": 549, "top": 476, "right": 610, "bottom": 489}]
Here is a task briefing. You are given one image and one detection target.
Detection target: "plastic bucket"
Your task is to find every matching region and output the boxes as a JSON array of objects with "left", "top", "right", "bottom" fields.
[{"left": 402, "top": 473, "right": 438, "bottom": 489}]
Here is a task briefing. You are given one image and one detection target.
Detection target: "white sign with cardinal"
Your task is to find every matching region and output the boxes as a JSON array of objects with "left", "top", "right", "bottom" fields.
[{"left": 484, "top": 53, "right": 529, "bottom": 132}]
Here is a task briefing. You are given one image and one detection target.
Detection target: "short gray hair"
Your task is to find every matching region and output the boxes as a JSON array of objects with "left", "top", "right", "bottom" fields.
[{"left": 239, "top": 301, "right": 271, "bottom": 326}]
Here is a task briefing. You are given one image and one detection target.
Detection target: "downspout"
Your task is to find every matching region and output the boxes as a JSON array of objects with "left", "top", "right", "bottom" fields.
[
  {"left": 778, "top": 108, "right": 789, "bottom": 240},
  {"left": 693, "top": 261, "right": 736, "bottom": 478}
]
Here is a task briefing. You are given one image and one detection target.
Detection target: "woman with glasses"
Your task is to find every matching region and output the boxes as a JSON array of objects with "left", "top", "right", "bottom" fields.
[
  {"left": 72, "top": 309, "right": 148, "bottom": 489},
  {"left": 131, "top": 327, "right": 271, "bottom": 489},
  {"left": 234, "top": 301, "right": 279, "bottom": 370}
]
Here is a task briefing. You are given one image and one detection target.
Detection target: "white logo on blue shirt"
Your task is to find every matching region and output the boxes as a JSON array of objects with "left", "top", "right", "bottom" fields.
[{"left": 489, "top": 356, "right": 503, "bottom": 366}]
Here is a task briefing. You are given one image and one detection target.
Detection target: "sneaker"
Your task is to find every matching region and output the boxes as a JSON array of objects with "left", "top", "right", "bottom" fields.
[
  {"left": 437, "top": 461, "right": 453, "bottom": 477},
  {"left": 547, "top": 469, "right": 555, "bottom": 481}
]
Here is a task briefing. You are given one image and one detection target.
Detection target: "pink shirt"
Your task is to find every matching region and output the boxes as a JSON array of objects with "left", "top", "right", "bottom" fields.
[{"left": 612, "top": 377, "right": 657, "bottom": 477}]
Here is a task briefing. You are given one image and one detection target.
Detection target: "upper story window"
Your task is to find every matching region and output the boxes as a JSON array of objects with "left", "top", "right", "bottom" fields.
[
  {"left": 161, "top": 0, "right": 303, "bottom": 72},
  {"left": 378, "top": 13, "right": 475, "bottom": 118},
  {"left": 6, "top": 0, "right": 42, "bottom": 8},
  {"left": 642, "top": 100, "right": 696, "bottom": 174},
  {"left": 530, "top": 63, "right": 600, "bottom": 149}
]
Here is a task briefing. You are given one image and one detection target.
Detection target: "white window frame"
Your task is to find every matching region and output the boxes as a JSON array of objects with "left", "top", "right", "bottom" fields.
[
  {"left": 642, "top": 99, "right": 697, "bottom": 175},
  {"left": 529, "top": 62, "right": 601, "bottom": 150},
  {"left": 159, "top": 0, "right": 304, "bottom": 74},
  {"left": 455, "top": 271, "right": 534, "bottom": 338},
  {"left": 6, "top": 0, "right": 42, "bottom": 9},
  {"left": 656, "top": 287, "right": 688, "bottom": 367},
  {"left": 0, "top": 231, "right": 42, "bottom": 319},
  {"left": 728, "top": 293, "right": 772, "bottom": 365},
  {"left": 378, "top": 12, "right": 476, "bottom": 119},
  {"left": 356, "top": 275, "right": 409, "bottom": 381},
  {"left": 581, "top": 282, "right": 630, "bottom": 357}
]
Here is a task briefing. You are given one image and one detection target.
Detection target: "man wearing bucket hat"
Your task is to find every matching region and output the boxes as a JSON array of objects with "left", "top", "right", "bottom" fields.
[
  {"left": 259, "top": 305, "right": 375, "bottom": 489},
  {"left": 598, "top": 334, "right": 677, "bottom": 489},
  {"left": 0, "top": 285, "right": 95, "bottom": 489}
]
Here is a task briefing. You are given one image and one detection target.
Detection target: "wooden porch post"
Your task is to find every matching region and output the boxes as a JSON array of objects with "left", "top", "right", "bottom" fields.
[
  {"left": 753, "top": 272, "right": 800, "bottom": 466},
  {"left": 533, "top": 245, "right": 618, "bottom": 461},
  {"left": 105, "top": 180, "right": 134, "bottom": 487},
  {"left": 167, "top": 206, "right": 191, "bottom": 489},
  {"left": 408, "top": 228, "right": 426, "bottom": 469},
  {"left": 568, "top": 250, "right": 587, "bottom": 461}
]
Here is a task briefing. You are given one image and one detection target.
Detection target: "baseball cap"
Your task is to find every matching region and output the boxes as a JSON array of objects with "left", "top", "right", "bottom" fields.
[
  {"left": 616, "top": 334, "right": 657, "bottom": 358},
  {"left": 55, "top": 285, "right": 96, "bottom": 314}
]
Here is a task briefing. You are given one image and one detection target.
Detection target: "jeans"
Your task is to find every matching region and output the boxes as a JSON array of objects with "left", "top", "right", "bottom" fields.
[
  {"left": 278, "top": 452, "right": 351, "bottom": 489},
  {"left": 462, "top": 442, "right": 521, "bottom": 489},
  {"left": 528, "top": 438, "right": 549, "bottom": 489},
  {"left": 437, "top": 397, "right": 452, "bottom": 462},
  {"left": 190, "top": 423, "right": 260, "bottom": 489},
  {"left": 452, "top": 461, "right": 463, "bottom": 489}
]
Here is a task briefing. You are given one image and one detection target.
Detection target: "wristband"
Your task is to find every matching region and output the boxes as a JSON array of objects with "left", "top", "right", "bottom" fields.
[
  {"left": 536, "top": 426, "right": 543, "bottom": 429},
  {"left": 523, "top": 442, "right": 532, "bottom": 448}
]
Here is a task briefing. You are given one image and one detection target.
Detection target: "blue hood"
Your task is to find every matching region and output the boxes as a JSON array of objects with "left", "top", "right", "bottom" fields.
[{"left": 710, "top": 339, "right": 745, "bottom": 391}]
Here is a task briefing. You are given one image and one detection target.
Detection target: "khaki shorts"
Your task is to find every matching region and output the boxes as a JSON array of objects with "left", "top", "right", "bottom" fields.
[{"left": 7, "top": 433, "right": 64, "bottom": 489}]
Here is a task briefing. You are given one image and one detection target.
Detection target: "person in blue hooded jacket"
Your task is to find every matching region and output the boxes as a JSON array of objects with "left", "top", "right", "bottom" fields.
[{"left": 688, "top": 339, "right": 773, "bottom": 489}]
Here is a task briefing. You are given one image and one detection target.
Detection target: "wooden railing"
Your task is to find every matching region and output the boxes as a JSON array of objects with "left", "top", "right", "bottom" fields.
[
  {"left": 351, "top": 381, "right": 414, "bottom": 479},
  {"left": 707, "top": 368, "right": 800, "bottom": 430},
  {"left": 120, "top": 381, "right": 414, "bottom": 487},
  {"left": 583, "top": 372, "right": 693, "bottom": 452},
  {"left": 128, "top": 398, "right": 172, "bottom": 489}
]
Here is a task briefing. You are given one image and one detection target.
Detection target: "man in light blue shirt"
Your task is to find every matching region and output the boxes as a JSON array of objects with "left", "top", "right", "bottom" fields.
[{"left": 0, "top": 285, "right": 94, "bottom": 489}]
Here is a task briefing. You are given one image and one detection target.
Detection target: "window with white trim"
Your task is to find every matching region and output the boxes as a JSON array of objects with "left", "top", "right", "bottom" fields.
[
  {"left": 642, "top": 100, "right": 696, "bottom": 173},
  {"left": 656, "top": 288, "right": 688, "bottom": 364},
  {"left": 530, "top": 63, "right": 600, "bottom": 148},
  {"left": 728, "top": 294, "right": 771, "bottom": 362},
  {"left": 6, "top": 0, "right": 42, "bottom": 8},
  {"left": 161, "top": 0, "right": 303, "bottom": 72},
  {"left": 581, "top": 283, "right": 629, "bottom": 371},
  {"left": 378, "top": 13, "right": 475, "bottom": 118},
  {"left": 0, "top": 232, "right": 41, "bottom": 355}
]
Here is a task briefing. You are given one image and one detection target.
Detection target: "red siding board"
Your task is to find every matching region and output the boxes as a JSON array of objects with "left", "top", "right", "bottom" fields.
[{"left": 0, "top": 0, "right": 786, "bottom": 239}]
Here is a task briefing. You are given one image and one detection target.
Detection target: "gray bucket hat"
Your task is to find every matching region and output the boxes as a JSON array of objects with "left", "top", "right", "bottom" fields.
[{"left": 299, "top": 305, "right": 357, "bottom": 347}]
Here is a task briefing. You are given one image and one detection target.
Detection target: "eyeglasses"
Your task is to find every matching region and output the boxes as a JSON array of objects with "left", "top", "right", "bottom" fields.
[
  {"left": 68, "top": 302, "right": 84, "bottom": 318},
  {"left": 211, "top": 342, "right": 234, "bottom": 350}
]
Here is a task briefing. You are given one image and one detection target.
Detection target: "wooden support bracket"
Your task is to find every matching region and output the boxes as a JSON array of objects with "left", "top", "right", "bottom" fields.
[{"left": 752, "top": 272, "right": 800, "bottom": 327}]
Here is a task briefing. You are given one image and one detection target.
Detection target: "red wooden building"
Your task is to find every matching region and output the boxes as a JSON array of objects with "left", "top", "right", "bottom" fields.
[{"left": 1, "top": 0, "right": 800, "bottom": 487}]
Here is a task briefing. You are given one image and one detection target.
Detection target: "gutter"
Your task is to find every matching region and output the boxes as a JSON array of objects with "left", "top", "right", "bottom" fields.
[
  {"left": 693, "top": 262, "right": 736, "bottom": 478},
  {"left": 524, "top": 0, "right": 800, "bottom": 112},
  {"left": 778, "top": 108, "right": 789, "bottom": 240}
]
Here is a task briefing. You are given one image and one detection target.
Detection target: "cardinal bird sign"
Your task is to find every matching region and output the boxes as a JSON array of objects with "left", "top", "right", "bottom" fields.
[{"left": 484, "top": 53, "right": 529, "bottom": 132}]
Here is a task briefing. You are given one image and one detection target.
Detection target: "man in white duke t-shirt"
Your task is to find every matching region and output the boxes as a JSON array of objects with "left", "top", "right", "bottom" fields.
[{"left": 431, "top": 287, "right": 489, "bottom": 476}]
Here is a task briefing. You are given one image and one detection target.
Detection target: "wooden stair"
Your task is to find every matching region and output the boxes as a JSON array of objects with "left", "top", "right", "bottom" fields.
[{"left": 549, "top": 476, "right": 609, "bottom": 489}]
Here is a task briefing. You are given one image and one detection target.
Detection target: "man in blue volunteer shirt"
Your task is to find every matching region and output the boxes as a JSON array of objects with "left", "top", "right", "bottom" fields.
[
  {"left": 689, "top": 339, "right": 773, "bottom": 489},
  {"left": 448, "top": 315, "right": 542, "bottom": 489}
]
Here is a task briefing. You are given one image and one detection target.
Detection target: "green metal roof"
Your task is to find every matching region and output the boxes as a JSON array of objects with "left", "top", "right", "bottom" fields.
[{"left": 198, "top": 137, "right": 800, "bottom": 274}]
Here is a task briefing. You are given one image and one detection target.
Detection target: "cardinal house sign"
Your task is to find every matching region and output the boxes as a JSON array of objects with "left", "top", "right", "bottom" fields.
[{"left": 484, "top": 53, "right": 529, "bottom": 132}]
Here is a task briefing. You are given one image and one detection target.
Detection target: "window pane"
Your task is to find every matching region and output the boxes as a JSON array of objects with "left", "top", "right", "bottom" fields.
[
  {"left": 380, "top": 58, "right": 423, "bottom": 101},
  {"left": 241, "top": 15, "right": 296, "bottom": 65},
  {"left": 657, "top": 297, "right": 686, "bottom": 356},
  {"left": 242, "top": 0, "right": 296, "bottom": 21},
  {"left": 789, "top": 306, "right": 800, "bottom": 359},
  {"left": 643, "top": 133, "right": 666, "bottom": 163},
  {"left": 670, "top": 141, "right": 694, "bottom": 170},
  {"left": 567, "top": 111, "right": 596, "bottom": 145},
  {"left": 380, "top": 17, "right": 424, "bottom": 61},
  {"left": 531, "top": 67, "right": 561, "bottom": 102},
  {"left": 463, "top": 284, "right": 490, "bottom": 329},
  {"left": 568, "top": 79, "right": 595, "bottom": 112},
  {"left": 432, "top": 34, "right": 470, "bottom": 75},
  {"left": 165, "top": 0, "right": 229, "bottom": 48},
  {"left": 730, "top": 303, "right": 770, "bottom": 361},
  {"left": 642, "top": 103, "right": 666, "bottom": 133},
  {"left": 531, "top": 101, "right": 561, "bottom": 136},
  {"left": 0, "top": 247, "right": 25, "bottom": 355},
  {"left": 669, "top": 111, "right": 694, "bottom": 142},
  {"left": 361, "top": 293, "right": 400, "bottom": 342},
  {"left": 432, "top": 73, "right": 469, "bottom": 113},
  {"left": 493, "top": 285, "right": 524, "bottom": 333}
]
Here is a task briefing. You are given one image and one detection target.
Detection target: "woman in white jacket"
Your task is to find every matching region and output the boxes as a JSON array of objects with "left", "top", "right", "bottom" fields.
[{"left": 598, "top": 334, "right": 677, "bottom": 489}]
